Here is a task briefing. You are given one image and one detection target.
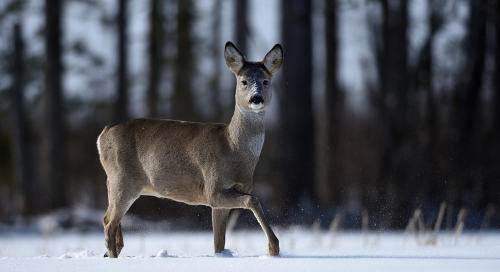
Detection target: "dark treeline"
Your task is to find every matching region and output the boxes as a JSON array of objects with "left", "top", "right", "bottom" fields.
[{"left": 0, "top": 0, "right": 498, "bottom": 230}]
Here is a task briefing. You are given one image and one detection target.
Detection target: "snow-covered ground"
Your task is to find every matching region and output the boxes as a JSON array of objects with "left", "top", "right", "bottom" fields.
[{"left": 1, "top": 229, "right": 499, "bottom": 271}]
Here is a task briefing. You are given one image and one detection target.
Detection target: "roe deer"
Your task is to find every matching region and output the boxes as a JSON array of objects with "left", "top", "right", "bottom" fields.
[{"left": 98, "top": 42, "right": 283, "bottom": 258}]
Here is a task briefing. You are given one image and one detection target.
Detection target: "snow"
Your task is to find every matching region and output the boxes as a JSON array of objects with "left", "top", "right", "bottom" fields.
[
  {"left": 1, "top": 230, "right": 499, "bottom": 271},
  {"left": 156, "top": 249, "right": 169, "bottom": 258}
]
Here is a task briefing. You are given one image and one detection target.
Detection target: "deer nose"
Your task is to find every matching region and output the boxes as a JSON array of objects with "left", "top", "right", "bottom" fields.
[{"left": 249, "top": 95, "right": 264, "bottom": 104}]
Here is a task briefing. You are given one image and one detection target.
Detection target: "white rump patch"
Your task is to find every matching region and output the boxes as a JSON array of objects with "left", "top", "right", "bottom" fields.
[
  {"left": 249, "top": 133, "right": 265, "bottom": 157},
  {"left": 96, "top": 130, "right": 104, "bottom": 155}
]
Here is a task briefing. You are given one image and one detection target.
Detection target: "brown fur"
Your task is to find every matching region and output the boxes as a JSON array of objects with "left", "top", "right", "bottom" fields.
[{"left": 99, "top": 42, "right": 283, "bottom": 257}]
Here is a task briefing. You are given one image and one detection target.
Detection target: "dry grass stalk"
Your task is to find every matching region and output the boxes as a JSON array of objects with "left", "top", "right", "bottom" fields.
[
  {"left": 402, "top": 213, "right": 416, "bottom": 246},
  {"left": 402, "top": 208, "right": 425, "bottom": 246},
  {"left": 231, "top": 229, "right": 240, "bottom": 248},
  {"left": 138, "top": 231, "right": 145, "bottom": 253},
  {"left": 327, "top": 212, "right": 342, "bottom": 248},
  {"left": 412, "top": 209, "right": 424, "bottom": 245},
  {"left": 477, "top": 204, "right": 496, "bottom": 244},
  {"left": 454, "top": 208, "right": 467, "bottom": 246},
  {"left": 446, "top": 204, "right": 454, "bottom": 234},
  {"left": 370, "top": 233, "right": 380, "bottom": 248},
  {"left": 288, "top": 227, "right": 296, "bottom": 251},
  {"left": 312, "top": 219, "right": 323, "bottom": 248},
  {"left": 434, "top": 202, "right": 447, "bottom": 233},
  {"left": 415, "top": 208, "right": 425, "bottom": 237},
  {"left": 425, "top": 202, "right": 446, "bottom": 246},
  {"left": 226, "top": 209, "right": 241, "bottom": 235},
  {"left": 362, "top": 209, "right": 369, "bottom": 247},
  {"left": 274, "top": 225, "right": 283, "bottom": 240},
  {"left": 480, "top": 204, "right": 495, "bottom": 229}
]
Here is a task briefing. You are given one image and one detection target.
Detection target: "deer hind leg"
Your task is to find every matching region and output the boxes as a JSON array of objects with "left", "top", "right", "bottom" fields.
[
  {"left": 212, "top": 208, "right": 230, "bottom": 253},
  {"left": 209, "top": 189, "right": 279, "bottom": 256},
  {"left": 116, "top": 223, "right": 124, "bottom": 255},
  {"left": 103, "top": 190, "right": 138, "bottom": 258}
]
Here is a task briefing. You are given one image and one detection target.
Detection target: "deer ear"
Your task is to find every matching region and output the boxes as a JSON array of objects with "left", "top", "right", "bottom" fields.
[
  {"left": 262, "top": 44, "right": 283, "bottom": 74},
  {"left": 225, "top": 42, "right": 245, "bottom": 74}
]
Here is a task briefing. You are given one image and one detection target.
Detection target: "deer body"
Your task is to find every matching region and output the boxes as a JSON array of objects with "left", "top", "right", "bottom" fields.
[{"left": 99, "top": 42, "right": 283, "bottom": 258}]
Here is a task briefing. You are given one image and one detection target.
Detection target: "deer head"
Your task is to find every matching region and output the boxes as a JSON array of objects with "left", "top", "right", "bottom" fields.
[{"left": 224, "top": 42, "right": 283, "bottom": 114}]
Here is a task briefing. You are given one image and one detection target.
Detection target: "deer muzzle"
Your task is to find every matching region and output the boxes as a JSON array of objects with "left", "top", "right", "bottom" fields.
[{"left": 249, "top": 95, "right": 264, "bottom": 104}]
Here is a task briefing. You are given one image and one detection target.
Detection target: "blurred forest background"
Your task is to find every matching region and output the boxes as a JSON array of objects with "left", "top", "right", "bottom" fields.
[{"left": 0, "top": 0, "right": 499, "bottom": 231}]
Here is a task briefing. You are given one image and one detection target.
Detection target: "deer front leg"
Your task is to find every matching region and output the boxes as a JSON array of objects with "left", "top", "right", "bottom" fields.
[
  {"left": 212, "top": 208, "right": 230, "bottom": 253},
  {"left": 248, "top": 197, "right": 280, "bottom": 256},
  {"left": 209, "top": 189, "right": 279, "bottom": 256}
]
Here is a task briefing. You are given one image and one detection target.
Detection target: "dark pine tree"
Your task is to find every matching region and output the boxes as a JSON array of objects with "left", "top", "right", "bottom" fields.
[
  {"left": 147, "top": 0, "right": 164, "bottom": 118},
  {"left": 116, "top": 0, "right": 129, "bottom": 123},
  {"left": 280, "top": 0, "right": 315, "bottom": 214},
  {"left": 42, "top": 0, "right": 66, "bottom": 210}
]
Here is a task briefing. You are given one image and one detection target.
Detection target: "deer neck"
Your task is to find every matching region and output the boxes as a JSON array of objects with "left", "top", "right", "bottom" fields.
[{"left": 228, "top": 104, "right": 266, "bottom": 159}]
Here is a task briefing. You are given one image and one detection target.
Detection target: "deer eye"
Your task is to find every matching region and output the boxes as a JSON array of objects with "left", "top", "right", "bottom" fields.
[
  {"left": 242, "top": 80, "right": 248, "bottom": 86},
  {"left": 263, "top": 80, "right": 269, "bottom": 86}
]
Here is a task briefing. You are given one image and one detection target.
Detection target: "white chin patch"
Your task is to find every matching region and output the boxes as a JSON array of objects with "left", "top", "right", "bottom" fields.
[{"left": 250, "top": 103, "right": 264, "bottom": 111}]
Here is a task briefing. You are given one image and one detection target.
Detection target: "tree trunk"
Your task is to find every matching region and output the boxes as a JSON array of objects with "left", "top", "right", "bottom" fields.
[
  {"left": 450, "top": 0, "right": 486, "bottom": 206},
  {"left": 281, "top": 0, "right": 315, "bottom": 212},
  {"left": 414, "top": 0, "right": 445, "bottom": 207},
  {"left": 147, "top": 0, "right": 164, "bottom": 118},
  {"left": 494, "top": 0, "right": 500, "bottom": 138},
  {"left": 171, "top": 0, "right": 196, "bottom": 121},
  {"left": 116, "top": 0, "right": 128, "bottom": 123},
  {"left": 210, "top": 0, "right": 223, "bottom": 122},
  {"left": 42, "top": 0, "right": 65, "bottom": 210},
  {"left": 316, "top": 0, "right": 341, "bottom": 207},
  {"left": 374, "top": 0, "right": 409, "bottom": 228},
  {"left": 11, "top": 24, "right": 37, "bottom": 216},
  {"left": 235, "top": 0, "right": 248, "bottom": 55},
  {"left": 485, "top": 0, "right": 500, "bottom": 211}
]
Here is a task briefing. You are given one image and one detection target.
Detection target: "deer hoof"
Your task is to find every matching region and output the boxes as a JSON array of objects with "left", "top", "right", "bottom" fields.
[
  {"left": 105, "top": 251, "right": 118, "bottom": 258},
  {"left": 268, "top": 238, "right": 280, "bottom": 256}
]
